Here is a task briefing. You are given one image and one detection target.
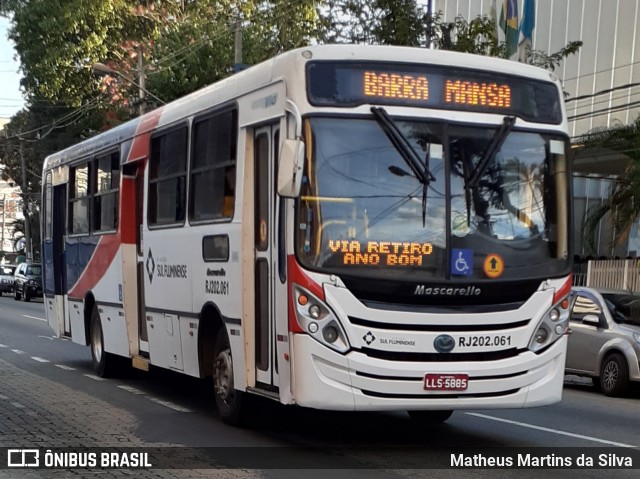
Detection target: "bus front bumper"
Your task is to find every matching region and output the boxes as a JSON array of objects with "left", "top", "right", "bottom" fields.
[{"left": 291, "top": 334, "right": 567, "bottom": 411}]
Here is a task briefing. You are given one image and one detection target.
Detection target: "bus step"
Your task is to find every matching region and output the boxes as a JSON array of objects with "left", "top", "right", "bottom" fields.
[
  {"left": 246, "top": 387, "right": 279, "bottom": 400},
  {"left": 131, "top": 356, "right": 149, "bottom": 371}
]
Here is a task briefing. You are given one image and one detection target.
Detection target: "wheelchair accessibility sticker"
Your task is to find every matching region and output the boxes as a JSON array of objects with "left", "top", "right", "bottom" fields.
[{"left": 451, "top": 249, "right": 472, "bottom": 276}]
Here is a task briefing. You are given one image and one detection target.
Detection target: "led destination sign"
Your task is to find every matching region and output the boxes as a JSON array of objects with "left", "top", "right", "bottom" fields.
[
  {"left": 329, "top": 239, "right": 433, "bottom": 266},
  {"left": 307, "top": 61, "right": 561, "bottom": 124},
  {"left": 363, "top": 71, "right": 512, "bottom": 109}
]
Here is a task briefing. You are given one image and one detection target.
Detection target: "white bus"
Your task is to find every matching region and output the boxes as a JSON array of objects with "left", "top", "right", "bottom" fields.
[{"left": 42, "top": 44, "right": 573, "bottom": 425}]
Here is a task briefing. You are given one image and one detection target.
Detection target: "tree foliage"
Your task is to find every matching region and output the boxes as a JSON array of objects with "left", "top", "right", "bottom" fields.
[{"left": 0, "top": 0, "right": 583, "bottom": 232}]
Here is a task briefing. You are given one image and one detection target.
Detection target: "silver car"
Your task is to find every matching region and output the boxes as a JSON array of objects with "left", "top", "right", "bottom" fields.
[{"left": 567, "top": 287, "right": 640, "bottom": 396}]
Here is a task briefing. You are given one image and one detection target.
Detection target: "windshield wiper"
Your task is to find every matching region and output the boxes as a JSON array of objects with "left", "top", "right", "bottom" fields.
[
  {"left": 463, "top": 116, "right": 516, "bottom": 227},
  {"left": 467, "top": 116, "right": 516, "bottom": 189},
  {"left": 371, "top": 106, "right": 435, "bottom": 226}
]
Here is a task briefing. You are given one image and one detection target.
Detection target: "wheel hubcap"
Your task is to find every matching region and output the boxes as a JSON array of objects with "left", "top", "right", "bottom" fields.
[
  {"left": 92, "top": 325, "right": 102, "bottom": 363},
  {"left": 603, "top": 361, "right": 618, "bottom": 390},
  {"left": 214, "top": 348, "right": 234, "bottom": 405}
]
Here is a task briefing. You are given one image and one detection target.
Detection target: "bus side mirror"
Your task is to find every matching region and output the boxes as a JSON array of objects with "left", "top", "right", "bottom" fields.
[{"left": 277, "top": 139, "right": 305, "bottom": 198}]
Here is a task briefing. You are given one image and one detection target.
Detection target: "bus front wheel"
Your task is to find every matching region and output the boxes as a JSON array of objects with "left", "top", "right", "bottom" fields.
[{"left": 213, "top": 330, "right": 245, "bottom": 425}]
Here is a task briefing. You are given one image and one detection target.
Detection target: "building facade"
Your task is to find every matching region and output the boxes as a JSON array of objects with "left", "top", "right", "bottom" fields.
[{"left": 0, "top": 178, "right": 22, "bottom": 256}]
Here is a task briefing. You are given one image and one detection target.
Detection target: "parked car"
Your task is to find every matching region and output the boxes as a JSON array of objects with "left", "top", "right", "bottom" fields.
[
  {"left": 13, "top": 262, "right": 43, "bottom": 302},
  {"left": 0, "top": 265, "right": 16, "bottom": 295},
  {"left": 566, "top": 286, "right": 640, "bottom": 396}
]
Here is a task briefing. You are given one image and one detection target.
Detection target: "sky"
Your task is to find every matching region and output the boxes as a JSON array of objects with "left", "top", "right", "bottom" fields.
[{"left": 0, "top": 16, "right": 25, "bottom": 122}]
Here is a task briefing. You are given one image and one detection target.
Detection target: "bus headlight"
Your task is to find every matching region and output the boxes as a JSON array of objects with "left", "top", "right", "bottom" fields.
[
  {"left": 528, "top": 297, "right": 570, "bottom": 354},
  {"left": 294, "top": 286, "right": 350, "bottom": 353}
]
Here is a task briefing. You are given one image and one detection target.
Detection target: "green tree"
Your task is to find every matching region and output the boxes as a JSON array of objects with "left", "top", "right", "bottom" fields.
[
  {"left": 0, "top": 0, "right": 135, "bottom": 106},
  {"left": 579, "top": 117, "right": 640, "bottom": 254},
  {"left": 319, "top": 1, "right": 581, "bottom": 71}
]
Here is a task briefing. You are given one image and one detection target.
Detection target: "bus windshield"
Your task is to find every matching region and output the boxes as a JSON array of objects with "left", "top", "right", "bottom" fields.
[{"left": 296, "top": 116, "right": 571, "bottom": 283}]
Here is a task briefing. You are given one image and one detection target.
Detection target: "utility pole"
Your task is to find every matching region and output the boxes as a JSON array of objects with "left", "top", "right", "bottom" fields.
[
  {"left": 138, "top": 45, "right": 147, "bottom": 116},
  {"left": 233, "top": 17, "right": 244, "bottom": 73},
  {"left": 19, "top": 142, "right": 32, "bottom": 261}
]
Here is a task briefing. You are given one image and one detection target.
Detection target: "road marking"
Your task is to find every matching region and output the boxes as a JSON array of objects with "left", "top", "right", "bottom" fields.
[
  {"left": 11, "top": 349, "right": 24, "bottom": 354},
  {"left": 38, "top": 335, "right": 55, "bottom": 341},
  {"left": 83, "top": 374, "right": 106, "bottom": 382},
  {"left": 11, "top": 402, "right": 25, "bottom": 409},
  {"left": 31, "top": 357, "right": 50, "bottom": 363},
  {"left": 118, "top": 385, "right": 146, "bottom": 395},
  {"left": 466, "top": 412, "right": 637, "bottom": 448},
  {"left": 0, "top": 344, "right": 7, "bottom": 348},
  {"left": 23, "top": 315, "right": 47, "bottom": 322},
  {"left": 148, "top": 396, "right": 192, "bottom": 413},
  {"left": 55, "top": 364, "right": 76, "bottom": 371},
  {"left": 0, "top": 394, "right": 8, "bottom": 400}
]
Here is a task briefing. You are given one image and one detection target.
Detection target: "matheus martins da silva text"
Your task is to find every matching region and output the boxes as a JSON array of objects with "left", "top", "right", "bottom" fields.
[{"left": 451, "top": 453, "right": 633, "bottom": 468}]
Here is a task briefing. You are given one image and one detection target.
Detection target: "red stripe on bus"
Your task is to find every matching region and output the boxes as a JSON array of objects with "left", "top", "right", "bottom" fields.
[
  {"left": 126, "top": 109, "right": 162, "bottom": 163},
  {"left": 68, "top": 235, "right": 121, "bottom": 299},
  {"left": 69, "top": 109, "right": 163, "bottom": 298}
]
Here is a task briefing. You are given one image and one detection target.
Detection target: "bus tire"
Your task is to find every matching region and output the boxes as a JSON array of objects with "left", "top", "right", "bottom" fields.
[
  {"left": 407, "top": 410, "right": 453, "bottom": 424},
  {"left": 599, "top": 353, "right": 630, "bottom": 397},
  {"left": 90, "top": 305, "right": 115, "bottom": 378},
  {"left": 213, "top": 330, "right": 245, "bottom": 425}
]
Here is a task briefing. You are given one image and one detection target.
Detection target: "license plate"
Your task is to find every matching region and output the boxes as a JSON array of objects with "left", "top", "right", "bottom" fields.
[{"left": 424, "top": 373, "right": 469, "bottom": 391}]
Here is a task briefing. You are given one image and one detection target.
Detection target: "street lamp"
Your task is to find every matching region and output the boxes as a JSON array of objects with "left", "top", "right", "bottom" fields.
[{"left": 92, "top": 62, "right": 166, "bottom": 115}]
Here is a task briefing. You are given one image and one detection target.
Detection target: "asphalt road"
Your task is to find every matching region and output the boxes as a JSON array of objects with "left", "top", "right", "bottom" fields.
[{"left": 0, "top": 294, "right": 639, "bottom": 478}]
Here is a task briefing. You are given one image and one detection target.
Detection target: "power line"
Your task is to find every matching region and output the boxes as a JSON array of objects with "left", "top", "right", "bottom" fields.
[
  {"left": 1, "top": 98, "right": 102, "bottom": 141},
  {"left": 565, "top": 82, "right": 640, "bottom": 103},
  {"left": 562, "top": 59, "right": 640, "bottom": 82},
  {"left": 568, "top": 99, "right": 640, "bottom": 122},
  {"left": 569, "top": 86, "right": 640, "bottom": 111},
  {"left": 148, "top": 0, "right": 307, "bottom": 77}
]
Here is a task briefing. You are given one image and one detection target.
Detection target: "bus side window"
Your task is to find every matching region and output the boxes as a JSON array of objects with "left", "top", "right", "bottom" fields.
[
  {"left": 148, "top": 126, "right": 188, "bottom": 226},
  {"left": 190, "top": 108, "right": 238, "bottom": 222},
  {"left": 69, "top": 162, "right": 91, "bottom": 235}
]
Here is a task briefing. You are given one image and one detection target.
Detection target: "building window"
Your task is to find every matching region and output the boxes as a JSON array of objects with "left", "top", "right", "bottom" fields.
[
  {"left": 69, "top": 163, "right": 90, "bottom": 234},
  {"left": 94, "top": 152, "right": 120, "bottom": 232},
  {"left": 148, "top": 126, "right": 188, "bottom": 226},
  {"left": 189, "top": 109, "right": 237, "bottom": 222}
]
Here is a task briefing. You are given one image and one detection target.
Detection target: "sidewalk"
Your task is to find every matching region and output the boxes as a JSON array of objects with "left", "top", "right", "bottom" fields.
[{"left": 0, "top": 358, "right": 258, "bottom": 479}]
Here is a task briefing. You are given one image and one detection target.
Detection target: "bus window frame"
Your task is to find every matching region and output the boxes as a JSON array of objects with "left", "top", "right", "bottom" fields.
[
  {"left": 188, "top": 104, "right": 239, "bottom": 226},
  {"left": 147, "top": 121, "right": 190, "bottom": 230},
  {"left": 68, "top": 158, "right": 92, "bottom": 237},
  {"left": 92, "top": 149, "right": 120, "bottom": 235}
]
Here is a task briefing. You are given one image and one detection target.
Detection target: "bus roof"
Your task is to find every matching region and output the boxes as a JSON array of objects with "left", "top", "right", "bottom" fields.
[{"left": 42, "top": 44, "right": 560, "bottom": 172}]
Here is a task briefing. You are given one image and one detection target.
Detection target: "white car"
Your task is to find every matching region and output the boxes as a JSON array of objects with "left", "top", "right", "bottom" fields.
[
  {"left": 0, "top": 265, "right": 16, "bottom": 295},
  {"left": 567, "top": 287, "right": 640, "bottom": 396}
]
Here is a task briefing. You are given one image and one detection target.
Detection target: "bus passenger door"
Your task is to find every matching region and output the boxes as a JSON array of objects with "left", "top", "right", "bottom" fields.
[
  {"left": 121, "top": 160, "right": 149, "bottom": 363},
  {"left": 254, "top": 125, "right": 281, "bottom": 390},
  {"left": 52, "top": 183, "right": 70, "bottom": 337}
]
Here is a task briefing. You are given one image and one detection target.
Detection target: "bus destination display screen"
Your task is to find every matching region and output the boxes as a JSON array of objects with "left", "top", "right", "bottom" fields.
[{"left": 307, "top": 61, "right": 562, "bottom": 124}]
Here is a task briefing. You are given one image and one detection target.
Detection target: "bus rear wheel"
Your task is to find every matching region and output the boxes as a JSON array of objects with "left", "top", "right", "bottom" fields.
[
  {"left": 213, "top": 330, "right": 245, "bottom": 425},
  {"left": 90, "top": 305, "right": 115, "bottom": 377},
  {"left": 408, "top": 410, "right": 453, "bottom": 424}
]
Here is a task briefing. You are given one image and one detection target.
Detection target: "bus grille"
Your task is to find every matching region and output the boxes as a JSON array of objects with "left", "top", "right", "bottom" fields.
[
  {"left": 360, "top": 347, "right": 522, "bottom": 362},
  {"left": 348, "top": 316, "right": 530, "bottom": 332}
]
